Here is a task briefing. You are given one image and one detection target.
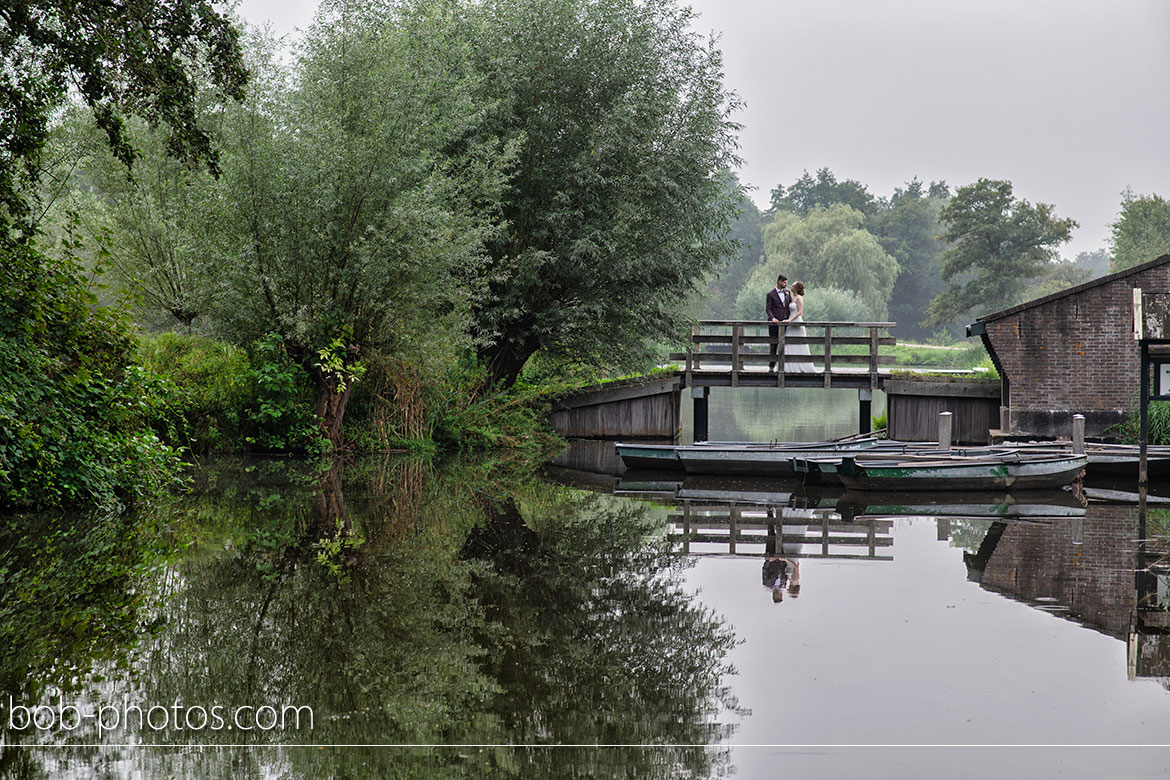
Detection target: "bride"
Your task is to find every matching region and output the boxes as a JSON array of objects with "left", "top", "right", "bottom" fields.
[{"left": 783, "top": 281, "right": 816, "bottom": 373}]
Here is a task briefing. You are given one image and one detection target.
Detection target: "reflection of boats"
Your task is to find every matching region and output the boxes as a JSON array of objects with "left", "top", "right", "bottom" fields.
[
  {"left": 822, "top": 452, "right": 1088, "bottom": 491},
  {"left": 836, "top": 488, "right": 1086, "bottom": 521}
]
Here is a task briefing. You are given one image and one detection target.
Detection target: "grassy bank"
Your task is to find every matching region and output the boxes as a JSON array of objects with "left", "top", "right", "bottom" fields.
[{"left": 139, "top": 332, "right": 565, "bottom": 460}]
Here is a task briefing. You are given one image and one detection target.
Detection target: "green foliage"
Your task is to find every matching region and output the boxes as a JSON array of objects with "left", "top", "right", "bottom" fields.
[
  {"left": 0, "top": 240, "right": 184, "bottom": 511},
  {"left": 769, "top": 167, "right": 877, "bottom": 217},
  {"left": 202, "top": 7, "right": 501, "bottom": 368},
  {"left": 1113, "top": 401, "right": 1170, "bottom": 446},
  {"left": 750, "top": 204, "right": 898, "bottom": 319},
  {"left": 139, "top": 332, "right": 327, "bottom": 455},
  {"left": 467, "top": 0, "right": 743, "bottom": 387},
  {"left": 925, "top": 178, "right": 1077, "bottom": 328},
  {"left": 870, "top": 178, "right": 950, "bottom": 340},
  {"left": 871, "top": 410, "right": 887, "bottom": 431},
  {"left": 138, "top": 333, "right": 252, "bottom": 451},
  {"left": 1109, "top": 190, "right": 1170, "bottom": 272},
  {"left": 244, "top": 334, "right": 328, "bottom": 454},
  {"left": 697, "top": 174, "right": 765, "bottom": 320},
  {"left": 0, "top": 0, "right": 247, "bottom": 239},
  {"left": 1020, "top": 257, "right": 1098, "bottom": 300}
]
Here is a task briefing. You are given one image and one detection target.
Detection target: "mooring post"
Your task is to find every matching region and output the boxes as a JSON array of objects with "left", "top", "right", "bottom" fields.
[
  {"left": 858, "top": 388, "right": 872, "bottom": 435},
  {"left": 1000, "top": 405, "right": 1010, "bottom": 434},
  {"left": 1072, "top": 413, "right": 1085, "bottom": 455},
  {"left": 938, "top": 411, "right": 953, "bottom": 450},
  {"left": 693, "top": 386, "right": 709, "bottom": 443}
]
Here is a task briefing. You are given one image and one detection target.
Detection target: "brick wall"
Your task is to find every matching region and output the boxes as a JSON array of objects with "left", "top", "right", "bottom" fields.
[{"left": 982, "top": 257, "right": 1170, "bottom": 438}]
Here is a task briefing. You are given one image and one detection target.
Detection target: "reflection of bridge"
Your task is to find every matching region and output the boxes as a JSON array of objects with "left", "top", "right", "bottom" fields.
[{"left": 670, "top": 503, "right": 893, "bottom": 560}]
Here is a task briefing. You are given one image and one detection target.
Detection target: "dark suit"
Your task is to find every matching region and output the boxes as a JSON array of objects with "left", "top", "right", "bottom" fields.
[{"left": 765, "top": 287, "right": 792, "bottom": 371}]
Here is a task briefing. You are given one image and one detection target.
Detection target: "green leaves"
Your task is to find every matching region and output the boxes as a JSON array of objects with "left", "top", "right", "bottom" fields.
[
  {"left": 926, "top": 178, "right": 1077, "bottom": 327},
  {"left": 1109, "top": 190, "right": 1170, "bottom": 272}
]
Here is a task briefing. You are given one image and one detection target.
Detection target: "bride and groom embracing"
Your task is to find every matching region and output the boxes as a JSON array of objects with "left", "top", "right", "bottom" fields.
[{"left": 765, "top": 274, "right": 816, "bottom": 373}]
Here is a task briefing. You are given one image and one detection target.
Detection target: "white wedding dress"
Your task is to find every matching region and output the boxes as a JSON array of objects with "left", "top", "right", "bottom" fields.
[{"left": 785, "top": 306, "right": 816, "bottom": 373}]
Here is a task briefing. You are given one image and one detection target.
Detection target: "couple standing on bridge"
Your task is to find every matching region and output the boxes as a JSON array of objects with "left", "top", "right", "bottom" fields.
[{"left": 765, "top": 274, "right": 816, "bottom": 373}]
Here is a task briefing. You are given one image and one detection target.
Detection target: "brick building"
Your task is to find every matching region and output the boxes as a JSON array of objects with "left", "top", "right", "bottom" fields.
[{"left": 970, "top": 254, "right": 1170, "bottom": 439}]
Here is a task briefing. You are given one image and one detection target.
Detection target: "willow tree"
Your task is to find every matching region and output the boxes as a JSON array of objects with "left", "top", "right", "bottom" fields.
[
  {"left": 201, "top": 1, "right": 507, "bottom": 445},
  {"left": 465, "top": 0, "right": 742, "bottom": 387}
]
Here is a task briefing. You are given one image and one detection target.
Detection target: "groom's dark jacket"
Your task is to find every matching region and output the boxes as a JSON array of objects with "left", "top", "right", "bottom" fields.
[{"left": 765, "top": 288, "right": 791, "bottom": 322}]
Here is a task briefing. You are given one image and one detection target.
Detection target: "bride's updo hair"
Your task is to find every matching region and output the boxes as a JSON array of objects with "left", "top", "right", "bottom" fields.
[{"left": 792, "top": 281, "right": 806, "bottom": 295}]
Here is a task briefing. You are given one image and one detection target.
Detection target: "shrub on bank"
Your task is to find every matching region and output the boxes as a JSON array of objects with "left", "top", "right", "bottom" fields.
[
  {"left": 139, "top": 332, "right": 326, "bottom": 455},
  {"left": 0, "top": 245, "right": 184, "bottom": 511}
]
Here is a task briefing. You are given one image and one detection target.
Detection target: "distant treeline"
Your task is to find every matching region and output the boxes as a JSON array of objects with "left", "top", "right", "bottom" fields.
[{"left": 697, "top": 168, "right": 1170, "bottom": 340}]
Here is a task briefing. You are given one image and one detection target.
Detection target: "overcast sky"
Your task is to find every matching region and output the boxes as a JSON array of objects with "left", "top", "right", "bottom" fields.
[{"left": 237, "top": 0, "right": 1170, "bottom": 259}]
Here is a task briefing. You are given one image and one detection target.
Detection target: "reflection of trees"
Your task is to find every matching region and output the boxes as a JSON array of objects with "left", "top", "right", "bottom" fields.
[
  {"left": 462, "top": 490, "right": 740, "bottom": 778},
  {"left": 0, "top": 506, "right": 171, "bottom": 778},
  {"left": 14, "top": 457, "right": 740, "bottom": 779}
]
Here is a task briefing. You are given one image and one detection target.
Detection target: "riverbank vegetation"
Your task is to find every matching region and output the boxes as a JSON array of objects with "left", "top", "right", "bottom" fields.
[
  {"left": 2, "top": 0, "right": 740, "bottom": 511},
  {"left": 5, "top": 0, "right": 1170, "bottom": 513}
]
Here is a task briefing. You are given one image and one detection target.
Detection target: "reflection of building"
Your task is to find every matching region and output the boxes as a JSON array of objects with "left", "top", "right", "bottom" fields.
[{"left": 961, "top": 504, "right": 1138, "bottom": 638}]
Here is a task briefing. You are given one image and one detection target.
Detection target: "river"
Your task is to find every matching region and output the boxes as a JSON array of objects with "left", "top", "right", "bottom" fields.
[{"left": 3, "top": 388, "right": 1170, "bottom": 779}]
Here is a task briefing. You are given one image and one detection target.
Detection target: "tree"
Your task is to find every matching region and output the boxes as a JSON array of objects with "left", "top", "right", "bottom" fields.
[
  {"left": 192, "top": 3, "right": 506, "bottom": 446},
  {"left": 925, "top": 179, "right": 1077, "bottom": 327},
  {"left": 869, "top": 178, "right": 949, "bottom": 340},
  {"left": 0, "top": 0, "right": 246, "bottom": 239},
  {"left": 0, "top": 0, "right": 246, "bottom": 509},
  {"left": 465, "top": 0, "right": 742, "bottom": 387},
  {"left": 768, "top": 167, "right": 876, "bottom": 218},
  {"left": 1109, "top": 190, "right": 1170, "bottom": 272},
  {"left": 697, "top": 174, "right": 764, "bottom": 320},
  {"left": 746, "top": 204, "right": 898, "bottom": 319}
]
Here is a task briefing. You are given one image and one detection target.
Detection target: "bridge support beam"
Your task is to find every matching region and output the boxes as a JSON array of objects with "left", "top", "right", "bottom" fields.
[
  {"left": 858, "top": 388, "right": 872, "bottom": 435},
  {"left": 693, "top": 386, "right": 709, "bottom": 442}
]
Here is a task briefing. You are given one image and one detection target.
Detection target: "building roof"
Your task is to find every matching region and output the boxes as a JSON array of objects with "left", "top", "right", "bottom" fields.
[{"left": 975, "top": 253, "right": 1170, "bottom": 324}]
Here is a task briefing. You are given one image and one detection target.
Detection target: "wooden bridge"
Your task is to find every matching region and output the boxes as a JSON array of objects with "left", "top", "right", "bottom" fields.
[
  {"left": 548, "top": 319, "right": 998, "bottom": 442},
  {"left": 680, "top": 320, "right": 896, "bottom": 390},
  {"left": 671, "top": 503, "right": 894, "bottom": 560},
  {"left": 677, "top": 320, "right": 896, "bottom": 441}
]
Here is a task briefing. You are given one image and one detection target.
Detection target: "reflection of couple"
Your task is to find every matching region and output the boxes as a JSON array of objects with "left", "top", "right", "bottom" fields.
[
  {"left": 765, "top": 274, "right": 816, "bottom": 373},
  {"left": 762, "top": 554, "right": 801, "bottom": 603}
]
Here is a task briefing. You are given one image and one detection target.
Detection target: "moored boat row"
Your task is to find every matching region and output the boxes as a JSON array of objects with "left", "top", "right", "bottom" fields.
[{"left": 617, "top": 438, "right": 1096, "bottom": 490}]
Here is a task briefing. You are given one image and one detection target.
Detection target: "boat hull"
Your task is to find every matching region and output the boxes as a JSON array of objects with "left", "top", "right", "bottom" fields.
[{"left": 836, "top": 454, "right": 1088, "bottom": 491}]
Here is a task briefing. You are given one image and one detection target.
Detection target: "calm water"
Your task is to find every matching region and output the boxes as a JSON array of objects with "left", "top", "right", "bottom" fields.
[
  {"left": 680, "top": 386, "right": 887, "bottom": 443},
  {"left": 5, "top": 390, "right": 1170, "bottom": 779}
]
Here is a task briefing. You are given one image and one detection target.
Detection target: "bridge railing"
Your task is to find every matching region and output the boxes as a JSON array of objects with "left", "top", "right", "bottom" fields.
[{"left": 684, "top": 320, "right": 897, "bottom": 388}]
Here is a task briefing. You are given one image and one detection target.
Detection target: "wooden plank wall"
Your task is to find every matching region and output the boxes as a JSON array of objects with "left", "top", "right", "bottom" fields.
[
  {"left": 886, "top": 380, "right": 1002, "bottom": 444},
  {"left": 549, "top": 377, "right": 682, "bottom": 438}
]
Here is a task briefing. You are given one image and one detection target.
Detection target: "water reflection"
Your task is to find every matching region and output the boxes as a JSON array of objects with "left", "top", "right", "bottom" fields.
[{"left": 3, "top": 456, "right": 741, "bottom": 779}]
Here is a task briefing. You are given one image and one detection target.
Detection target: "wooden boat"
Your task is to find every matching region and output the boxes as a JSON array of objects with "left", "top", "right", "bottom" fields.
[
  {"left": 1006, "top": 441, "right": 1170, "bottom": 480},
  {"left": 820, "top": 452, "right": 1088, "bottom": 491},
  {"left": 615, "top": 442, "right": 683, "bottom": 471},
  {"left": 615, "top": 436, "right": 882, "bottom": 475},
  {"left": 672, "top": 438, "right": 885, "bottom": 478}
]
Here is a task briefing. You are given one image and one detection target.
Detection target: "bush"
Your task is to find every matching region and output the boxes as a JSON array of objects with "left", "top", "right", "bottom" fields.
[
  {"left": 140, "top": 332, "right": 327, "bottom": 455},
  {"left": 0, "top": 243, "right": 184, "bottom": 510}
]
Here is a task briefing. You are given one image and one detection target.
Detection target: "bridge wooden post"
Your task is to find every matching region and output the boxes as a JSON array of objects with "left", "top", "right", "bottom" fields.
[
  {"left": 868, "top": 326, "right": 880, "bottom": 383},
  {"left": 693, "top": 386, "right": 709, "bottom": 442},
  {"left": 731, "top": 324, "right": 742, "bottom": 387},
  {"left": 859, "top": 388, "right": 872, "bottom": 434},
  {"left": 776, "top": 325, "right": 786, "bottom": 387},
  {"left": 686, "top": 325, "right": 696, "bottom": 389},
  {"left": 822, "top": 325, "right": 833, "bottom": 388}
]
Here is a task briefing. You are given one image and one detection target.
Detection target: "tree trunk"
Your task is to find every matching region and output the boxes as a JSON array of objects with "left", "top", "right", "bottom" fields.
[
  {"left": 313, "top": 344, "right": 362, "bottom": 450},
  {"left": 477, "top": 337, "right": 537, "bottom": 390}
]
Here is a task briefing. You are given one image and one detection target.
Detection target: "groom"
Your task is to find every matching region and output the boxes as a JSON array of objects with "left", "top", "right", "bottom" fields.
[{"left": 765, "top": 274, "right": 792, "bottom": 372}]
